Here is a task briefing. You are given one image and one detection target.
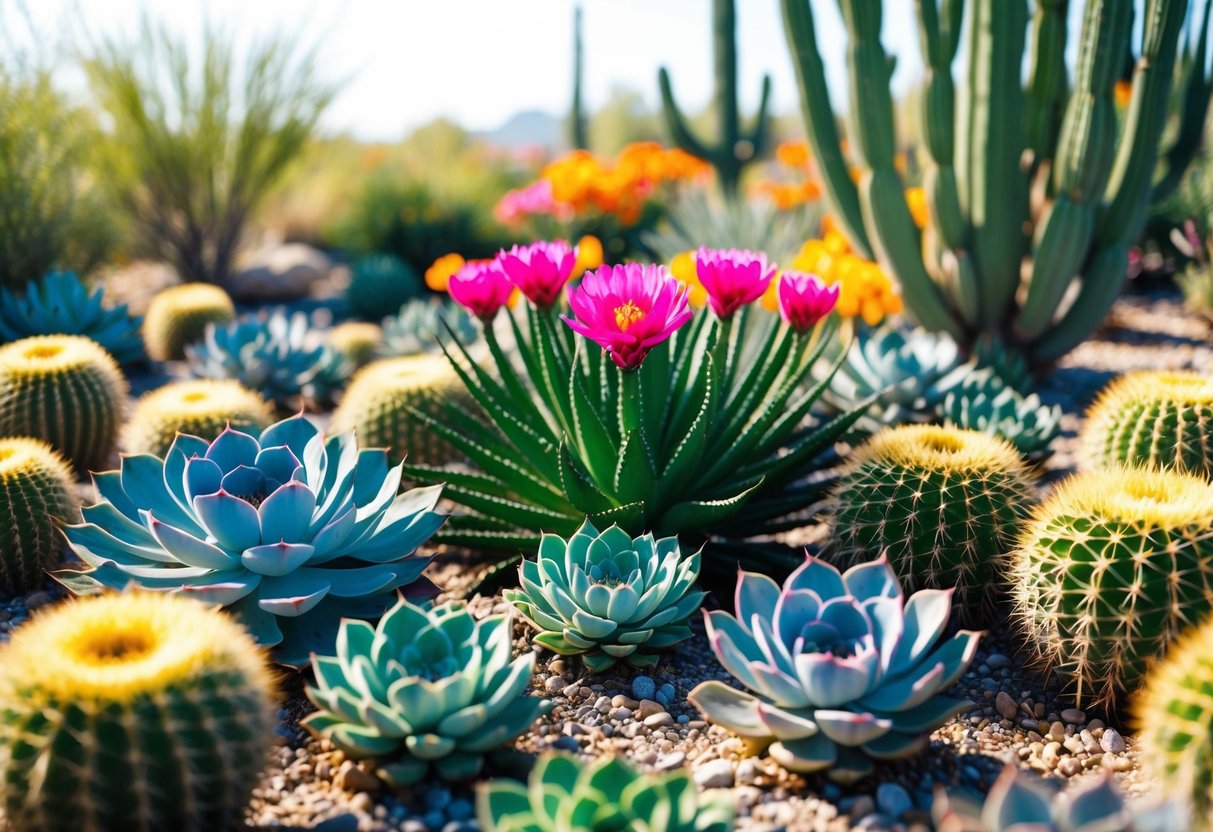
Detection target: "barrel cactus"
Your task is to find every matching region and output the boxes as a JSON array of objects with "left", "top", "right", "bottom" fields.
[
  {"left": 0, "top": 270, "right": 143, "bottom": 366},
  {"left": 1081, "top": 370, "right": 1213, "bottom": 479},
  {"left": 304, "top": 596, "right": 549, "bottom": 786},
  {"left": 332, "top": 353, "right": 468, "bottom": 466},
  {"left": 1012, "top": 466, "right": 1213, "bottom": 710},
  {"left": 142, "top": 282, "right": 236, "bottom": 361},
  {"left": 689, "top": 554, "right": 980, "bottom": 783},
  {"left": 0, "top": 438, "right": 74, "bottom": 594},
  {"left": 330, "top": 321, "right": 383, "bottom": 369},
  {"left": 123, "top": 379, "right": 276, "bottom": 457},
  {"left": 378, "top": 297, "right": 478, "bottom": 358},
  {"left": 478, "top": 754, "right": 736, "bottom": 832},
  {"left": 346, "top": 253, "right": 424, "bottom": 321},
  {"left": 0, "top": 593, "right": 276, "bottom": 832},
  {"left": 0, "top": 335, "right": 126, "bottom": 473},
  {"left": 828, "top": 425, "right": 1034, "bottom": 622},
  {"left": 55, "top": 415, "right": 446, "bottom": 666},
  {"left": 504, "top": 520, "right": 705, "bottom": 672},
  {"left": 940, "top": 368, "right": 1062, "bottom": 463},
  {"left": 1137, "top": 611, "right": 1213, "bottom": 827}
]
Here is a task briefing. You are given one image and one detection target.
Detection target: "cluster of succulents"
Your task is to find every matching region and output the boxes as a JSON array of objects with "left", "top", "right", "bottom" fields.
[
  {"left": 0, "top": 270, "right": 144, "bottom": 365},
  {"left": 142, "top": 282, "right": 237, "bottom": 361},
  {"left": 55, "top": 415, "right": 445, "bottom": 666},
  {"left": 688, "top": 554, "right": 980, "bottom": 782},
  {"left": 504, "top": 520, "right": 704, "bottom": 672},
  {"left": 0, "top": 437, "right": 74, "bottom": 594},
  {"left": 123, "top": 378, "right": 276, "bottom": 456},
  {"left": 939, "top": 368, "right": 1062, "bottom": 463},
  {"left": 0, "top": 593, "right": 276, "bottom": 832},
  {"left": 304, "top": 596, "right": 549, "bottom": 785},
  {"left": 378, "top": 297, "right": 479, "bottom": 358},
  {"left": 186, "top": 310, "right": 352, "bottom": 411}
]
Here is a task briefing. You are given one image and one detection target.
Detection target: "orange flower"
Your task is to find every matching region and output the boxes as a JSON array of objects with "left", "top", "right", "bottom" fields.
[
  {"left": 775, "top": 140, "right": 811, "bottom": 170},
  {"left": 574, "top": 235, "right": 604, "bottom": 276},
  {"left": 425, "top": 253, "right": 465, "bottom": 292},
  {"left": 905, "top": 187, "right": 928, "bottom": 229},
  {"left": 1114, "top": 79, "right": 1132, "bottom": 109}
]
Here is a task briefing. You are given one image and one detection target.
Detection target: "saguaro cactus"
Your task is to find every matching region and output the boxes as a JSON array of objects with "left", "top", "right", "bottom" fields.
[
  {"left": 568, "top": 4, "right": 588, "bottom": 150},
  {"left": 781, "top": 0, "right": 1209, "bottom": 367},
  {"left": 658, "top": 0, "right": 771, "bottom": 197}
]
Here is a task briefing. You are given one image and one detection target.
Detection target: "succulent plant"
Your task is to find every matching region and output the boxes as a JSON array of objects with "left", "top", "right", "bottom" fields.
[
  {"left": 1011, "top": 466, "right": 1213, "bottom": 710},
  {"left": 478, "top": 753, "right": 736, "bottom": 832},
  {"left": 940, "top": 368, "right": 1062, "bottom": 462},
  {"left": 332, "top": 354, "right": 470, "bottom": 466},
  {"left": 828, "top": 425, "right": 1035, "bottom": 623},
  {"left": 1137, "top": 610, "right": 1213, "bottom": 827},
  {"left": 0, "top": 593, "right": 276, "bottom": 832},
  {"left": 55, "top": 414, "right": 446, "bottom": 667},
  {"left": 689, "top": 554, "right": 980, "bottom": 782},
  {"left": 142, "top": 282, "right": 236, "bottom": 361},
  {"left": 304, "top": 596, "right": 549, "bottom": 786},
  {"left": 0, "top": 334, "right": 127, "bottom": 473},
  {"left": 1081, "top": 370, "right": 1213, "bottom": 479},
  {"left": 378, "top": 297, "right": 478, "bottom": 359},
  {"left": 186, "top": 310, "right": 352, "bottom": 411},
  {"left": 0, "top": 437, "right": 74, "bottom": 594},
  {"left": 346, "top": 252, "right": 424, "bottom": 321},
  {"left": 123, "top": 379, "right": 277, "bottom": 457},
  {"left": 330, "top": 321, "right": 383, "bottom": 368},
  {"left": 0, "top": 270, "right": 144, "bottom": 365},
  {"left": 504, "top": 520, "right": 704, "bottom": 672},
  {"left": 932, "top": 765, "right": 1183, "bottom": 832}
]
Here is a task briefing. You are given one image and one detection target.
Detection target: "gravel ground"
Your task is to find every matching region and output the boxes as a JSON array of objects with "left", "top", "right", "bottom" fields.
[{"left": 1, "top": 288, "right": 1208, "bottom": 831}]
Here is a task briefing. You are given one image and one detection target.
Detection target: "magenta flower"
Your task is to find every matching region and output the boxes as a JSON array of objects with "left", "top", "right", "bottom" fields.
[
  {"left": 695, "top": 247, "right": 778, "bottom": 318},
  {"left": 778, "top": 271, "right": 839, "bottom": 332},
  {"left": 499, "top": 241, "right": 577, "bottom": 308},
  {"left": 564, "top": 263, "right": 693, "bottom": 370},
  {"left": 448, "top": 260, "right": 516, "bottom": 321}
]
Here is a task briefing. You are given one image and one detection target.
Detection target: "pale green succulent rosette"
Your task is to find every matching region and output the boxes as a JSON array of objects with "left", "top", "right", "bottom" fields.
[
  {"left": 504, "top": 520, "right": 705, "bottom": 673},
  {"left": 378, "top": 297, "right": 478, "bottom": 358},
  {"left": 478, "top": 753, "right": 736, "bottom": 832},
  {"left": 304, "top": 598, "right": 549, "bottom": 786},
  {"left": 689, "top": 554, "right": 981, "bottom": 783}
]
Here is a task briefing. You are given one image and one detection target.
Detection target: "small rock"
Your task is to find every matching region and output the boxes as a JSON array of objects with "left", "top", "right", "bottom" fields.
[
  {"left": 1061, "top": 708, "right": 1086, "bottom": 725},
  {"left": 735, "top": 758, "right": 761, "bottom": 786},
  {"left": 655, "top": 751, "right": 686, "bottom": 771},
  {"left": 612, "top": 694, "right": 640, "bottom": 709},
  {"left": 544, "top": 677, "right": 565, "bottom": 693},
  {"left": 335, "top": 760, "right": 381, "bottom": 794},
  {"left": 876, "top": 783, "right": 913, "bottom": 819},
  {"left": 637, "top": 699, "right": 665, "bottom": 719},
  {"left": 693, "top": 758, "right": 735, "bottom": 788},
  {"left": 849, "top": 795, "right": 876, "bottom": 821},
  {"left": 995, "top": 691, "right": 1018, "bottom": 721},
  {"left": 1100, "top": 728, "right": 1126, "bottom": 754},
  {"left": 986, "top": 653, "right": 1011, "bottom": 669},
  {"left": 632, "top": 676, "right": 657, "bottom": 701},
  {"left": 548, "top": 659, "right": 568, "bottom": 676},
  {"left": 1058, "top": 757, "right": 1083, "bottom": 777},
  {"left": 609, "top": 707, "right": 633, "bottom": 721},
  {"left": 644, "top": 712, "right": 674, "bottom": 728}
]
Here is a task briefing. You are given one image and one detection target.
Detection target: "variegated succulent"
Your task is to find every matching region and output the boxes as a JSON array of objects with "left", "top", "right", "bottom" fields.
[{"left": 378, "top": 297, "right": 479, "bottom": 358}]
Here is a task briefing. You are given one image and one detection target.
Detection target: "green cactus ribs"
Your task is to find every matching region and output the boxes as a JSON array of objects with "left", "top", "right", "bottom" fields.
[
  {"left": 0, "top": 438, "right": 74, "bottom": 594},
  {"left": 142, "top": 282, "right": 236, "bottom": 361},
  {"left": 123, "top": 379, "right": 276, "bottom": 457}
]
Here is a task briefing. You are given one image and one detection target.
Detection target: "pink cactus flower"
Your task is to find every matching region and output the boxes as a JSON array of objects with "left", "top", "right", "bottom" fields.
[
  {"left": 448, "top": 260, "right": 516, "bottom": 321},
  {"left": 493, "top": 180, "right": 571, "bottom": 225},
  {"left": 564, "top": 263, "right": 693, "bottom": 370},
  {"left": 777, "top": 271, "right": 839, "bottom": 332},
  {"left": 499, "top": 241, "right": 577, "bottom": 307},
  {"left": 695, "top": 247, "right": 778, "bottom": 318}
]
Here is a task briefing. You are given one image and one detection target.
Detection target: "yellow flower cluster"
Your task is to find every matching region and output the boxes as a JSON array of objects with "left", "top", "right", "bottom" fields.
[{"left": 787, "top": 229, "right": 903, "bottom": 326}]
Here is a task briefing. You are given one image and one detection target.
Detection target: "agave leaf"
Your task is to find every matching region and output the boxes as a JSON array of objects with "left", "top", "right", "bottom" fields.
[
  {"left": 613, "top": 431, "right": 656, "bottom": 505},
  {"left": 568, "top": 362, "right": 619, "bottom": 491},
  {"left": 557, "top": 442, "right": 615, "bottom": 515},
  {"left": 444, "top": 486, "right": 576, "bottom": 531},
  {"left": 657, "top": 368, "right": 716, "bottom": 498}
]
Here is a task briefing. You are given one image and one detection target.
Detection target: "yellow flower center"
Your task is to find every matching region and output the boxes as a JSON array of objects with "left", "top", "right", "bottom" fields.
[{"left": 614, "top": 301, "right": 645, "bottom": 332}]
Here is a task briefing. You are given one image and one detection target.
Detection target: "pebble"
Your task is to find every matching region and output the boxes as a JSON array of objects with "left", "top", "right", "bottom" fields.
[
  {"left": 334, "top": 761, "right": 380, "bottom": 794},
  {"left": 1101, "top": 728, "right": 1126, "bottom": 753},
  {"left": 849, "top": 796, "right": 876, "bottom": 821},
  {"left": 693, "top": 758, "right": 735, "bottom": 788},
  {"left": 544, "top": 676, "right": 565, "bottom": 693},
  {"left": 637, "top": 699, "right": 665, "bottom": 719},
  {"left": 735, "top": 758, "right": 761, "bottom": 786},
  {"left": 612, "top": 694, "right": 639, "bottom": 709},
  {"left": 876, "top": 783, "right": 913, "bottom": 819},
  {"left": 632, "top": 676, "right": 657, "bottom": 701},
  {"left": 995, "top": 691, "right": 1018, "bottom": 720},
  {"left": 986, "top": 653, "right": 1011, "bottom": 669},
  {"left": 655, "top": 751, "right": 686, "bottom": 771},
  {"left": 1061, "top": 708, "right": 1086, "bottom": 725},
  {"left": 643, "top": 712, "right": 674, "bottom": 728}
]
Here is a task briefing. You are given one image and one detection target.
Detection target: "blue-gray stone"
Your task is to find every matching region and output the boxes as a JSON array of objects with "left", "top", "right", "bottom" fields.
[
  {"left": 632, "top": 675, "right": 656, "bottom": 701},
  {"left": 424, "top": 787, "right": 452, "bottom": 812},
  {"left": 447, "top": 798, "right": 474, "bottom": 822},
  {"left": 876, "top": 783, "right": 913, "bottom": 819},
  {"left": 423, "top": 811, "right": 446, "bottom": 830}
]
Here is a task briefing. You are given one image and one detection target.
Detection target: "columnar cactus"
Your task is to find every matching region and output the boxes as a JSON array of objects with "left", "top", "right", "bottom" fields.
[
  {"left": 332, "top": 354, "right": 469, "bottom": 465},
  {"left": 123, "top": 379, "right": 276, "bottom": 457},
  {"left": 828, "top": 425, "right": 1035, "bottom": 622},
  {"left": 0, "top": 593, "right": 276, "bottom": 832},
  {"left": 0, "top": 438, "right": 74, "bottom": 594},
  {"left": 1011, "top": 466, "right": 1213, "bottom": 710},
  {"left": 1081, "top": 370, "right": 1213, "bottom": 479},
  {"left": 0, "top": 335, "right": 127, "bottom": 473},
  {"left": 142, "top": 282, "right": 236, "bottom": 361}
]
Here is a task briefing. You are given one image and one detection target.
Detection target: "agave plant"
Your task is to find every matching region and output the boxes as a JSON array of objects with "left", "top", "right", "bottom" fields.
[
  {"left": 505, "top": 520, "right": 704, "bottom": 672},
  {"left": 55, "top": 415, "right": 445, "bottom": 666},
  {"left": 478, "top": 753, "right": 736, "bottom": 832},
  {"left": 688, "top": 554, "right": 980, "bottom": 783},
  {"left": 186, "top": 310, "right": 351, "bottom": 410},
  {"left": 304, "top": 597, "right": 549, "bottom": 786},
  {"left": 0, "top": 270, "right": 143, "bottom": 365},
  {"left": 378, "top": 297, "right": 479, "bottom": 358},
  {"left": 405, "top": 243, "right": 861, "bottom": 577},
  {"left": 932, "top": 765, "right": 1183, "bottom": 832},
  {"left": 940, "top": 368, "right": 1062, "bottom": 462}
]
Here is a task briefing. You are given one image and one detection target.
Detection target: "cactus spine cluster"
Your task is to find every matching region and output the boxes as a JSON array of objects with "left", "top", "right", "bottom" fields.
[
  {"left": 828, "top": 424, "right": 1034, "bottom": 622},
  {"left": 1081, "top": 370, "right": 1213, "bottom": 479},
  {"left": 1012, "top": 466, "right": 1213, "bottom": 710},
  {"left": 123, "top": 379, "right": 276, "bottom": 457},
  {"left": 332, "top": 354, "right": 468, "bottom": 466},
  {"left": 657, "top": 0, "right": 770, "bottom": 196},
  {"left": 0, "top": 438, "right": 74, "bottom": 594},
  {"left": 142, "top": 283, "right": 237, "bottom": 361},
  {"left": 0, "top": 335, "right": 127, "bottom": 473},
  {"left": 781, "top": 0, "right": 1207, "bottom": 365},
  {"left": 0, "top": 593, "right": 276, "bottom": 832}
]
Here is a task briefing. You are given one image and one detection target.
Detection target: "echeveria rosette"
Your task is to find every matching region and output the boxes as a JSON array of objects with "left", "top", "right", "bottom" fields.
[
  {"left": 504, "top": 520, "right": 705, "bottom": 672},
  {"left": 689, "top": 554, "right": 981, "bottom": 783},
  {"left": 304, "top": 597, "right": 549, "bottom": 786},
  {"left": 499, "top": 241, "right": 577, "bottom": 308},
  {"left": 695, "top": 247, "right": 778, "bottom": 318},
  {"left": 55, "top": 415, "right": 446, "bottom": 667},
  {"left": 478, "top": 753, "right": 736, "bottom": 832}
]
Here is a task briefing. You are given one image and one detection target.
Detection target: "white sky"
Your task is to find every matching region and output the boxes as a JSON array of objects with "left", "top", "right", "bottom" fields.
[{"left": 7, "top": 0, "right": 928, "bottom": 141}]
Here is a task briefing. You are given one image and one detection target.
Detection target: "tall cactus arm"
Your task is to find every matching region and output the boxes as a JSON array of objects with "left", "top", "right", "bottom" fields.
[
  {"left": 1152, "top": 0, "right": 1213, "bottom": 202},
  {"left": 568, "top": 4, "right": 588, "bottom": 150},
  {"left": 1029, "top": 243, "right": 1130, "bottom": 364},
  {"left": 657, "top": 68, "right": 712, "bottom": 161},
  {"left": 779, "top": 0, "right": 872, "bottom": 258},
  {"left": 746, "top": 74, "right": 774, "bottom": 160},
  {"left": 1024, "top": 0, "right": 1070, "bottom": 175},
  {"left": 715, "top": 0, "right": 740, "bottom": 153}
]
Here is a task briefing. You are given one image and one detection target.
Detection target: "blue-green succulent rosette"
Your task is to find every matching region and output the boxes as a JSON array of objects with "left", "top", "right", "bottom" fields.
[
  {"left": 689, "top": 554, "right": 981, "bottom": 783},
  {"left": 56, "top": 415, "right": 445, "bottom": 666}
]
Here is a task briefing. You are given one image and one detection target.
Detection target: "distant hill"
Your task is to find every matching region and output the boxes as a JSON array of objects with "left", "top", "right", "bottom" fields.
[{"left": 478, "top": 109, "right": 562, "bottom": 150}]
